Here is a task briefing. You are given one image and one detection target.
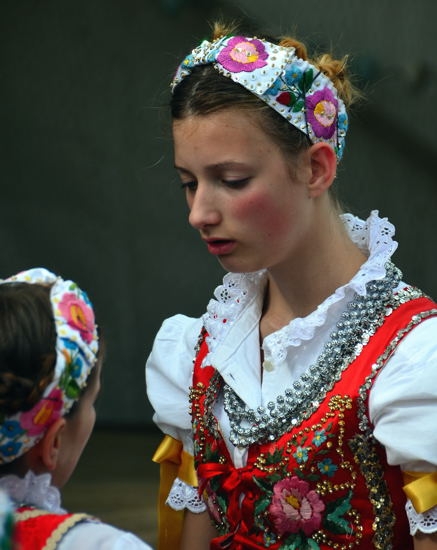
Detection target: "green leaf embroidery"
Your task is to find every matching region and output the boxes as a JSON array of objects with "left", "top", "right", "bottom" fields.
[
  {"left": 292, "top": 99, "right": 305, "bottom": 113},
  {"left": 301, "top": 69, "right": 314, "bottom": 92},
  {"left": 253, "top": 476, "right": 274, "bottom": 495},
  {"left": 65, "top": 379, "right": 81, "bottom": 400},
  {"left": 323, "top": 490, "right": 353, "bottom": 535},
  {"left": 265, "top": 449, "right": 283, "bottom": 464}
]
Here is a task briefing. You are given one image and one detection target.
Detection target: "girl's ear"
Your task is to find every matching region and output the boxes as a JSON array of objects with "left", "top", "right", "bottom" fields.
[
  {"left": 307, "top": 142, "right": 337, "bottom": 198},
  {"left": 29, "top": 418, "right": 66, "bottom": 472}
]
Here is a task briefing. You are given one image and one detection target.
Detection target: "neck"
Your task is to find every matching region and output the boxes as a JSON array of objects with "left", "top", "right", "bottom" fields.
[{"left": 261, "top": 211, "right": 367, "bottom": 338}]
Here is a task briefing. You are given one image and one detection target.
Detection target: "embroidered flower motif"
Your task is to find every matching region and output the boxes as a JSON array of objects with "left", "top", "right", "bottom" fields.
[
  {"left": 58, "top": 348, "right": 83, "bottom": 400},
  {"left": 293, "top": 446, "right": 309, "bottom": 464},
  {"left": 276, "top": 92, "right": 294, "bottom": 106},
  {"left": 20, "top": 388, "right": 63, "bottom": 436},
  {"left": 317, "top": 458, "right": 338, "bottom": 477},
  {"left": 58, "top": 292, "right": 95, "bottom": 344},
  {"left": 0, "top": 420, "right": 23, "bottom": 438},
  {"left": 306, "top": 88, "right": 338, "bottom": 139},
  {"left": 217, "top": 36, "right": 268, "bottom": 73},
  {"left": 61, "top": 341, "right": 84, "bottom": 379},
  {"left": 312, "top": 430, "right": 327, "bottom": 447},
  {"left": 0, "top": 440, "right": 22, "bottom": 458},
  {"left": 269, "top": 476, "right": 325, "bottom": 536},
  {"left": 338, "top": 112, "right": 348, "bottom": 134}
]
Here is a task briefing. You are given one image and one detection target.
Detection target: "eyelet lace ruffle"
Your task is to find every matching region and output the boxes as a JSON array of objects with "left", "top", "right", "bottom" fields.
[
  {"left": 202, "top": 211, "right": 399, "bottom": 366},
  {"left": 0, "top": 471, "right": 64, "bottom": 513},
  {"left": 166, "top": 478, "right": 207, "bottom": 513},
  {"left": 406, "top": 501, "right": 437, "bottom": 535}
]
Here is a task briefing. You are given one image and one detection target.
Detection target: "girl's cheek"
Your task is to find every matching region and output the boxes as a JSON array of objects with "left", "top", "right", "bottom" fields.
[{"left": 233, "top": 193, "right": 288, "bottom": 233}]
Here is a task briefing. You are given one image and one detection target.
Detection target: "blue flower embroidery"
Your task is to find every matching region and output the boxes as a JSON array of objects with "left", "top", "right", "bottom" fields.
[
  {"left": 317, "top": 458, "right": 338, "bottom": 477},
  {"left": 0, "top": 420, "right": 23, "bottom": 438},
  {"left": 293, "top": 446, "right": 309, "bottom": 464},
  {"left": 312, "top": 430, "right": 327, "bottom": 447},
  {"left": 0, "top": 441, "right": 22, "bottom": 457}
]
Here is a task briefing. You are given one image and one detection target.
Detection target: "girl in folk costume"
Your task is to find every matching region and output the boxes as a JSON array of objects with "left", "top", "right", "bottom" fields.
[
  {"left": 0, "top": 268, "right": 153, "bottom": 550},
  {"left": 146, "top": 22, "right": 437, "bottom": 550}
]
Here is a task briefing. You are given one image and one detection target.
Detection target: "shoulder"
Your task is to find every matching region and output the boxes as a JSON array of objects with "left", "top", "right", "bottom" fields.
[
  {"left": 146, "top": 314, "right": 203, "bottom": 387},
  {"left": 146, "top": 314, "right": 203, "bottom": 444},
  {"left": 58, "top": 521, "right": 153, "bottom": 550},
  {"left": 149, "top": 313, "right": 202, "bottom": 352}
]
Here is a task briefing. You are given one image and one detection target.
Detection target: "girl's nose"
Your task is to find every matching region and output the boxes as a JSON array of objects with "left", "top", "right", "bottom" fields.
[{"left": 188, "top": 186, "right": 221, "bottom": 230}]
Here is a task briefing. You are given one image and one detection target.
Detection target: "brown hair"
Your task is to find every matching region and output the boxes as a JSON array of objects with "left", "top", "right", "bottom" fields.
[
  {"left": 171, "top": 22, "right": 360, "bottom": 159},
  {"left": 0, "top": 283, "right": 56, "bottom": 416}
]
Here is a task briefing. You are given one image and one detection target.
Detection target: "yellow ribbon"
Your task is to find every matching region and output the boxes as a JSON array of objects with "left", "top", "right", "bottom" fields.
[
  {"left": 152, "top": 435, "right": 198, "bottom": 550},
  {"left": 403, "top": 471, "right": 437, "bottom": 514}
]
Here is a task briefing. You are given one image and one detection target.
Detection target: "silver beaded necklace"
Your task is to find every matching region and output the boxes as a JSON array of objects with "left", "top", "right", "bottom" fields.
[{"left": 222, "top": 262, "right": 402, "bottom": 447}]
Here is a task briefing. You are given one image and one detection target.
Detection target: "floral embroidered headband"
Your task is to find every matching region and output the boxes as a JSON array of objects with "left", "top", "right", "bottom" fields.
[
  {"left": 0, "top": 268, "right": 99, "bottom": 464},
  {"left": 172, "top": 35, "right": 348, "bottom": 161}
]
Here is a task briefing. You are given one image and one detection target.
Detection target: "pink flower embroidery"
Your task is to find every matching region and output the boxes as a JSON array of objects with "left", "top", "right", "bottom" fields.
[
  {"left": 217, "top": 37, "right": 268, "bottom": 73},
  {"left": 305, "top": 88, "right": 338, "bottom": 139},
  {"left": 20, "top": 388, "right": 63, "bottom": 436},
  {"left": 269, "top": 476, "right": 325, "bottom": 536},
  {"left": 58, "top": 293, "right": 95, "bottom": 344}
]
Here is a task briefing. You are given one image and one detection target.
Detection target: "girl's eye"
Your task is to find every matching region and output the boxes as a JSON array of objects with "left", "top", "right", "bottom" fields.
[
  {"left": 180, "top": 181, "right": 197, "bottom": 191},
  {"left": 222, "top": 178, "right": 250, "bottom": 189}
]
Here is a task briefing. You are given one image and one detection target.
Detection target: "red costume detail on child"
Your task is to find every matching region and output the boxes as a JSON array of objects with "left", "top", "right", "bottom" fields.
[{"left": 14, "top": 505, "right": 92, "bottom": 550}]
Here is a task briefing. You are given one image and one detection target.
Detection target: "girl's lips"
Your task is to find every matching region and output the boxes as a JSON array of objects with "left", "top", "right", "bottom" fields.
[{"left": 205, "top": 239, "right": 236, "bottom": 255}]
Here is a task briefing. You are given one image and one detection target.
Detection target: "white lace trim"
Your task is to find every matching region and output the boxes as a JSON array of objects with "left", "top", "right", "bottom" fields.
[
  {"left": 0, "top": 471, "right": 64, "bottom": 513},
  {"left": 166, "top": 478, "right": 207, "bottom": 513},
  {"left": 406, "top": 500, "right": 437, "bottom": 535},
  {"left": 202, "top": 210, "right": 399, "bottom": 366}
]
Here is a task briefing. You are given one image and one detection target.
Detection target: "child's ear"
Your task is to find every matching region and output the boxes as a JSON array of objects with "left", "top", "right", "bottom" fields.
[
  {"left": 307, "top": 142, "right": 337, "bottom": 198},
  {"left": 29, "top": 418, "right": 66, "bottom": 472}
]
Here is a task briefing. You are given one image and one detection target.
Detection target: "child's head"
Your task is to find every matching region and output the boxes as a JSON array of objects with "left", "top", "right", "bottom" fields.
[{"left": 0, "top": 268, "right": 99, "bottom": 487}]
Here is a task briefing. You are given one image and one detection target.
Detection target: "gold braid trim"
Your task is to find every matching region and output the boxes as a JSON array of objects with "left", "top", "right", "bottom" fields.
[
  {"left": 14, "top": 508, "right": 95, "bottom": 550},
  {"left": 43, "top": 513, "right": 93, "bottom": 550},
  {"left": 14, "top": 508, "right": 52, "bottom": 521}
]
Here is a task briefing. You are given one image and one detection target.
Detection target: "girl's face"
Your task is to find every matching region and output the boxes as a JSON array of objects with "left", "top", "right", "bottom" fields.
[{"left": 173, "top": 109, "right": 316, "bottom": 274}]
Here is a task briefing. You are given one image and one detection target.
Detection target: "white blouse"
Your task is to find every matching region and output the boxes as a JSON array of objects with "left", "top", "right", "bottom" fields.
[
  {"left": 146, "top": 211, "right": 437, "bottom": 535},
  {"left": 0, "top": 471, "right": 153, "bottom": 549}
]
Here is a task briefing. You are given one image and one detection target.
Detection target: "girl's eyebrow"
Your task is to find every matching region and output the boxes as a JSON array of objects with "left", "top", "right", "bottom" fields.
[{"left": 175, "top": 161, "right": 249, "bottom": 172}]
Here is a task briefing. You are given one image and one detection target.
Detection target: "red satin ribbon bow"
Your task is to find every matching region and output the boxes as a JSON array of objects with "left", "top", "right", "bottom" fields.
[{"left": 198, "top": 462, "right": 262, "bottom": 547}]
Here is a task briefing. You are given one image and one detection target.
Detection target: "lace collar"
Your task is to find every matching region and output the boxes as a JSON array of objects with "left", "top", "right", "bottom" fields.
[
  {"left": 202, "top": 210, "right": 399, "bottom": 366},
  {"left": 0, "top": 471, "right": 64, "bottom": 513}
]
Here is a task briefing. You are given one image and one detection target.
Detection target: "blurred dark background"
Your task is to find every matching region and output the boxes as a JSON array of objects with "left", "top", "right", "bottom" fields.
[{"left": 1, "top": 0, "right": 436, "bottom": 429}]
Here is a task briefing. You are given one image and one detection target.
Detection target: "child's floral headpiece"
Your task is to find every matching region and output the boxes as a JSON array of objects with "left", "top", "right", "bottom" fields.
[
  {"left": 172, "top": 35, "right": 348, "bottom": 161},
  {"left": 0, "top": 268, "right": 99, "bottom": 464}
]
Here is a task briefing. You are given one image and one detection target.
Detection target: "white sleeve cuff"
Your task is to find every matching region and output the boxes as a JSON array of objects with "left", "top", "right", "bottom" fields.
[
  {"left": 406, "top": 500, "right": 437, "bottom": 535},
  {"left": 166, "top": 477, "right": 207, "bottom": 513}
]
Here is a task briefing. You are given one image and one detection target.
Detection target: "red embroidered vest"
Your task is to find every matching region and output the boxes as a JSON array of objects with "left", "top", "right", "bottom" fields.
[
  {"left": 190, "top": 295, "right": 437, "bottom": 550},
  {"left": 14, "top": 505, "right": 92, "bottom": 550}
]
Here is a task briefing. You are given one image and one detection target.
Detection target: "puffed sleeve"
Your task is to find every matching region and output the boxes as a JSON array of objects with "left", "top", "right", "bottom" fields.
[
  {"left": 146, "top": 315, "right": 206, "bottom": 550},
  {"left": 369, "top": 316, "right": 437, "bottom": 535},
  {"left": 146, "top": 314, "right": 203, "bottom": 457},
  {"left": 369, "top": 317, "right": 437, "bottom": 471}
]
